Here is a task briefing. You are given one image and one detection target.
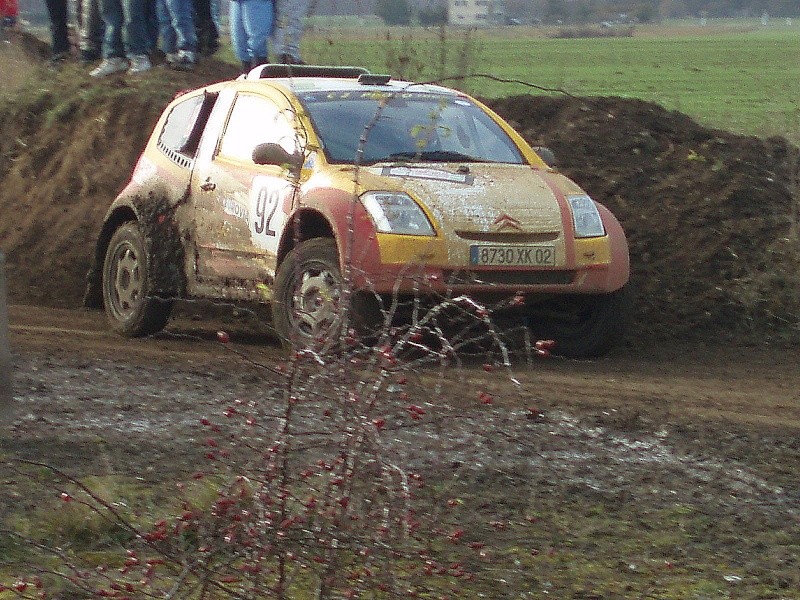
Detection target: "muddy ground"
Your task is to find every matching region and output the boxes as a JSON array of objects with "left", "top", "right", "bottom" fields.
[
  {"left": 1, "top": 31, "right": 799, "bottom": 598},
  {"left": 5, "top": 307, "right": 800, "bottom": 598}
]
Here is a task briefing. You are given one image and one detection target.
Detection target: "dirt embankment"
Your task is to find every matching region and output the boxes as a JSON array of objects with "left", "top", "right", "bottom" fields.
[
  {"left": 1, "top": 31, "right": 798, "bottom": 347},
  {"left": 489, "top": 95, "right": 800, "bottom": 343}
]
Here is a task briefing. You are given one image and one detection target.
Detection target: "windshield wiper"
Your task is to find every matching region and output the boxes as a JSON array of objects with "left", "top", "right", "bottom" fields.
[{"left": 377, "top": 151, "right": 484, "bottom": 164}]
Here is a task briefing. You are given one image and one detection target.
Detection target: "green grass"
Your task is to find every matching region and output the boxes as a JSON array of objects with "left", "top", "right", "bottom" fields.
[
  {"left": 12, "top": 20, "right": 799, "bottom": 139},
  {"left": 301, "top": 22, "right": 800, "bottom": 140}
]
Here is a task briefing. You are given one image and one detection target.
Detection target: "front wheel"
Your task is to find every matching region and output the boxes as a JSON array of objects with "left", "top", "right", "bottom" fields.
[
  {"left": 272, "top": 238, "right": 347, "bottom": 351},
  {"left": 102, "top": 222, "right": 172, "bottom": 337},
  {"left": 526, "top": 286, "right": 631, "bottom": 358},
  {"left": 272, "top": 238, "right": 384, "bottom": 351}
]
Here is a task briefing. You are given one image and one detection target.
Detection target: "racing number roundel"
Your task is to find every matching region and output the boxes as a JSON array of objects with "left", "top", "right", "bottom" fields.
[{"left": 248, "top": 175, "right": 288, "bottom": 252}]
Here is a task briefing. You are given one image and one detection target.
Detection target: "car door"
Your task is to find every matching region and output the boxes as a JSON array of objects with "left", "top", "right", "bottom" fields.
[{"left": 191, "top": 88, "right": 301, "bottom": 287}]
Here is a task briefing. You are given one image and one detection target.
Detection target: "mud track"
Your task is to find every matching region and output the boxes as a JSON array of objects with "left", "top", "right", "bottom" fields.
[{"left": 4, "top": 304, "right": 800, "bottom": 596}]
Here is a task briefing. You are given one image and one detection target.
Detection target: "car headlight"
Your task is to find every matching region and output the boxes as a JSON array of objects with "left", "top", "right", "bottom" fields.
[
  {"left": 567, "top": 194, "right": 605, "bottom": 238},
  {"left": 361, "top": 192, "right": 435, "bottom": 236}
]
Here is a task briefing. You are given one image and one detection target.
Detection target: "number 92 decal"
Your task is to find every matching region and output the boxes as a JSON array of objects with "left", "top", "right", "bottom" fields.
[{"left": 248, "top": 176, "right": 288, "bottom": 249}]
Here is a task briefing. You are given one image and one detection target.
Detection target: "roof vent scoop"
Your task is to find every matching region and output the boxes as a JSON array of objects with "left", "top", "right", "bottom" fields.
[
  {"left": 357, "top": 73, "right": 392, "bottom": 86},
  {"left": 247, "top": 65, "right": 371, "bottom": 80}
]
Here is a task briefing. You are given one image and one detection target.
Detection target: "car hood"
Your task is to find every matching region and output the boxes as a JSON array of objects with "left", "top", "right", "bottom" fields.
[{"left": 361, "top": 163, "right": 580, "bottom": 235}]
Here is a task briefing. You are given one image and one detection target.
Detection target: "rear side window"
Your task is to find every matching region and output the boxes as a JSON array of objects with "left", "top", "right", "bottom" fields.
[{"left": 158, "top": 93, "right": 216, "bottom": 162}]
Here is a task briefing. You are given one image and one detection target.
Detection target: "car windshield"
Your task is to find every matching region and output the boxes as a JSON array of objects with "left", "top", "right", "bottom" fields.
[{"left": 298, "top": 90, "right": 525, "bottom": 166}]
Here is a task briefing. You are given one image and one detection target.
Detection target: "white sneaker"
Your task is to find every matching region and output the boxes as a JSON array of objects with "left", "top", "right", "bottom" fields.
[
  {"left": 90, "top": 57, "right": 128, "bottom": 77},
  {"left": 178, "top": 49, "right": 196, "bottom": 62},
  {"left": 166, "top": 49, "right": 195, "bottom": 71},
  {"left": 127, "top": 54, "right": 152, "bottom": 75}
]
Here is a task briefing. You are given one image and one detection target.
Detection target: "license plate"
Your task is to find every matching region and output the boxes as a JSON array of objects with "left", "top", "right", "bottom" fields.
[{"left": 470, "top": 245, "right": 556, "bottom": 267}]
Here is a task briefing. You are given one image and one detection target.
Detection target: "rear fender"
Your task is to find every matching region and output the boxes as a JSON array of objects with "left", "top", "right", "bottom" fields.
[{"left": 84, "top": 184, "right": 190, "bottom": 308}]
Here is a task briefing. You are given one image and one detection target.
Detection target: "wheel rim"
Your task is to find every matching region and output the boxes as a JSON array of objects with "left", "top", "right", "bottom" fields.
[
  {"left": 108, "top": 241, "right": 143, "bottom": 320},
  {"left": 290, "top": 266, "right": 343, "bottom": 341}
]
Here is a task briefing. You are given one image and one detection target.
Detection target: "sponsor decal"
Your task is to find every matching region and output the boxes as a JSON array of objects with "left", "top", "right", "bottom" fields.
[
  {"left": 221, "top": 196, "right": 249, "bottom": 221},
  {"left": 380, "top": 166, "right": 474, "bottom": 185}
]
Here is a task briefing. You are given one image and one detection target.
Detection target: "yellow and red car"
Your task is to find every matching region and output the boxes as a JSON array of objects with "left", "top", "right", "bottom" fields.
[{"left": 85, "top": 65, "right": 630, "bottom": 357}]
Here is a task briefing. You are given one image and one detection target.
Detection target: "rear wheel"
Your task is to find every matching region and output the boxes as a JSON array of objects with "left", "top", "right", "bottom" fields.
[
  {"left": 526, "top": 286, "right": 631, "bottom": 358},
  {"left": 102, "top": 223, "right": 172, "bottom": 337}
]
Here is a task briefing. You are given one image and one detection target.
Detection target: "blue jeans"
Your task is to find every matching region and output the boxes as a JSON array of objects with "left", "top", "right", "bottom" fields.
[
  {"left": 230, "top": 0, "right": 273, "bottom": 63},
  {"left": 273, "top": 0, "right": 307, "bottom": 61},
  {"left": 123, "top": 0, "right": 154, "bottom": 55},
  {"left": 99, "top": 0, "right": 153, "bottom": 57},
  {"left": 78, "top": 0, "right": 104, "bottom": 55},
  {"left": 99, "top": 0, "right": 124, "bottom": 57},
  {"left": 157, "top": 0, "right": 196, "bottom": 53}
]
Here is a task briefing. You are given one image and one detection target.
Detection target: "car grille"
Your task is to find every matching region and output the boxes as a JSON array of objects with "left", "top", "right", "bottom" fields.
[
  {"left": 454, "top": 231, "right": 560, "bottom": 243},
  {"left": 443, "top": 270, "right": 575, "bottom": 286}
]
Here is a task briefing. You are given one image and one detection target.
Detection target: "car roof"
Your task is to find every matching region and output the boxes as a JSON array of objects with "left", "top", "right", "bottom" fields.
[{"left": 236, "top": 64, "right": 461, "bottom": 97}]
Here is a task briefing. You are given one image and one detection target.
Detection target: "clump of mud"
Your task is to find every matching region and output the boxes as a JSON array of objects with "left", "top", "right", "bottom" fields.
[{"left": 1, "top": 31, "right": 798, "bottom": 346}]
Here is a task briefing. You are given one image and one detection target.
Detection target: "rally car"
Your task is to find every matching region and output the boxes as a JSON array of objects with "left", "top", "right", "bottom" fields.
[{"left": 85, "top": 65, "right": 630, "bottom": 357}]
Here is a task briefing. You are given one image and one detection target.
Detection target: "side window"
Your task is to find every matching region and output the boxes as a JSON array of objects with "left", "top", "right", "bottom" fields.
[
  {"left": 218, "top": 93, "right": 299, "bottom": 163},
  {"left": 158, "top": 94, "right": 206, "bottom": 157}
]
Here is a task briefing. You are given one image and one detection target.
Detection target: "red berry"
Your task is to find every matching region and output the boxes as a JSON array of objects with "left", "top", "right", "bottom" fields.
[
  {"left": 535, "top": 339, "right": 557, "bottom": 350},
  {"left": 217, "top": 330, "right": 230, "bottom": 343},
  {"left": 527, "top": 407, "right": 545, "bottom": 421}
]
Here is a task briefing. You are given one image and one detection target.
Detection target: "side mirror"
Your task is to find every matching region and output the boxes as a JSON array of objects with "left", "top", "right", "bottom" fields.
[
  {"left": 533, "top": 145, "right": 557, "bottom": 168},
  {"left": 252, "top": 142, "right": 303, "bottom": 170}
]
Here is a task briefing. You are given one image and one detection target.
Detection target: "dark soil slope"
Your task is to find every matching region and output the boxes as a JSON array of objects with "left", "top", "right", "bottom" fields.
[
  {"left": 489, "top": 95, "right": 800, "bottom": 343},
  {"left": 1, "top": 31, "right": 798, "bottom": 346}
]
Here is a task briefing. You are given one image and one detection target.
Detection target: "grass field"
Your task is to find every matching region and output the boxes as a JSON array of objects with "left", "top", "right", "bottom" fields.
[
  {"left": 12, "top": 18, "right": 799, "bottom": 139},
  {"left": 301, "top": 20, "right": 800, "bottom": 140}
]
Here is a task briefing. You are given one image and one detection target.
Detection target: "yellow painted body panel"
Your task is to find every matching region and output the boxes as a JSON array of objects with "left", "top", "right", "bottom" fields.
[
  {"left": 575, "top": 236, "right": 612, "bottom": 267},
  {"left": 375, "top": 233, "right": 448, "bottom": 265}
]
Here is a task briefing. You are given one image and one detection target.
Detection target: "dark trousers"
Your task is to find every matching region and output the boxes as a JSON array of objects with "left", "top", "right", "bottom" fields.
[
  {"left": 44, "top": 0, "right": 70, "bottom": 55},
  {"left": 192, "top": 0, "right": 217, "bottom": 55}
]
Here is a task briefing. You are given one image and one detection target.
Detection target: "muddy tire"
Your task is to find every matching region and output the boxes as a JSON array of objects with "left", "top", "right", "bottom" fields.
[
  {"left": 272, "top": 238, "right": 346, "bottom": 350},
  {"left": 527, "top": 285, "right": 631, "bottom": 358},
  {"left": 272, "top": 238, "right": 384, "bottom": 350},
  {"left": 102, "top": 223, "right": 172, "bottom": 337}
]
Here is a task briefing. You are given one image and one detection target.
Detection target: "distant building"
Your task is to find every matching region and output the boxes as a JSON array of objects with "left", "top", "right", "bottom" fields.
[{"left": 449, "top": 0, "right": 505, "bottom": 26}]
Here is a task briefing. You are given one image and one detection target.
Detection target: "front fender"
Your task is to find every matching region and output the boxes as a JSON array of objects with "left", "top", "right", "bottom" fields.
[
  {"left": 290, "top": 187, "right": 382, "bottom": 278},
  {"left": 597, "top": 201, "right": 630, "bottom": 292}
]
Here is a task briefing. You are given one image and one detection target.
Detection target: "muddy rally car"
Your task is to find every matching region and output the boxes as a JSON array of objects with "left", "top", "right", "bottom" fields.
[{"left": 85, "top": 65, "right": 630, "bottom": 357}]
